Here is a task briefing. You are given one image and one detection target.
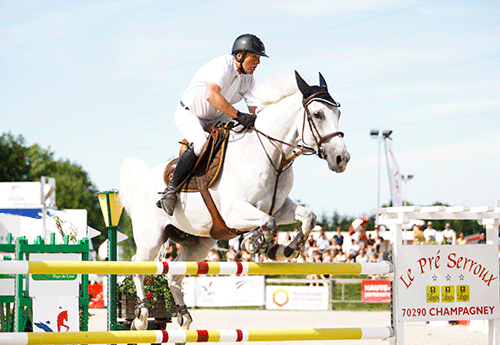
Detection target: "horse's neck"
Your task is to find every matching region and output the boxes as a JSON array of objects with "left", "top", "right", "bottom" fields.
[{"left": 255, "top": 92, "right": 302, "bottom": 157}]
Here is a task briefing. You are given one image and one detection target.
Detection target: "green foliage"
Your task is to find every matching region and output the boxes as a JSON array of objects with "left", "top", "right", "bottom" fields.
[
  {"left": 118, "top": 275, "right": 173, "bottom": 308},
  {"left": 0, "top": 132, "right": 30, "bottom": 181},
  {"left": 118, "top": 213, "right": 136, "bottom": 261}
]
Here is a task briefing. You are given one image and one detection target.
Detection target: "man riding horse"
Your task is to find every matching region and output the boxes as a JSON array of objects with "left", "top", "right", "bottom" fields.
[{"left": 157, "top": 34, "right": 268, "bottom": 215}]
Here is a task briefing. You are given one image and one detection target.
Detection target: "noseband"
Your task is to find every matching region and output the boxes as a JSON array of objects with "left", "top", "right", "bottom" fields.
[{"left": 302, "top": 91, "right": 344, "bottom": 159}]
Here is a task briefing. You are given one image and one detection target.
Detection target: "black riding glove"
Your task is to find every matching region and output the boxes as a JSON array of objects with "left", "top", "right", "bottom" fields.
[{"left": 236, "top": 111, "right": 256, "bottom": 129}]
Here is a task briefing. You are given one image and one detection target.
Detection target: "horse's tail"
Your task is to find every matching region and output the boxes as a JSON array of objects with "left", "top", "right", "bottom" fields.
[{"left": 119, "top": 157, "right": 151, "bottom": 217}]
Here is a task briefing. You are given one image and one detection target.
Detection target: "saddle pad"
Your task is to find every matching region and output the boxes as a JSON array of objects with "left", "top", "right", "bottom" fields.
[{"left": 163, "top": 125, "right": 230, "bottom": 193}]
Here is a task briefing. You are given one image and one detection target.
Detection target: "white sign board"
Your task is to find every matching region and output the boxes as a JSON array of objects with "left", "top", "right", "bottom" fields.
[
  {"left": 32, "top": 295, "right": 79, "bottom": 333},
  {"left": 182, "top": 276, "right": 264, "bottom": 307},
  {"left": 29, "top": 253, "right": 80, "bottom": 297},
  {"left": 0, "top": 182, "right": 43, "bottom": 207},
  {"left": 0, "top": 273, "right": 15, "bottom": 296},
  {"left": 265, "top": 285, "right": 329, "bottom": 310},
  {"left": 396, "top": 244, "right": 499, "bottom": 321}
]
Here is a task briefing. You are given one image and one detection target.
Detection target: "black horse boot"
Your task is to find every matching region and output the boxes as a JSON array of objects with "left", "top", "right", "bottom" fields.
[{"left": 156, "top": 144, "right": 198, "bottom": 216}]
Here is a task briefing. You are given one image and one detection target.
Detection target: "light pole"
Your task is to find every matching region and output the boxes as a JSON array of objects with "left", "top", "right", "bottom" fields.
[
  {"left": 402, "top": 174, "right": 414, "bottom": 206},
  {"left": 370, "top": 129, "right": 393, "bottom": 219},
  {"left": 97, "top": 190, "right": 123, "bottom": 337}
]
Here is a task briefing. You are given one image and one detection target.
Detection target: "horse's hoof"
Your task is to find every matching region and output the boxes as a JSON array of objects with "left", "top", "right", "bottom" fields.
[
  {"left": 266, "top": 244, "right": 279, "bottom": 260},
  {"left": 241, "top": 238, "right": 258, "bottom": 254},
  {"left": 131, "top": 316, "right": 148, "bottom": 331},
  {"left": 284, "top": 246, "right": 294, "bottom": 257}
]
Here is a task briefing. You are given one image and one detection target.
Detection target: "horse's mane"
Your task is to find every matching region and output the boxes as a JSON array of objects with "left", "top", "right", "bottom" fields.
[{"left": 248, "top": 72, "right": 299, "bottom": 114}]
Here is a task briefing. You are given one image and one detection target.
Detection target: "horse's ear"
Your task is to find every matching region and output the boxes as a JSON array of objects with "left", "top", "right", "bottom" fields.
[
  {"left": 319, "top": 72, "right": 328, "bottom": 89},
  {"left": 295, "top": 70, "right": 311, "bottom": 96}
]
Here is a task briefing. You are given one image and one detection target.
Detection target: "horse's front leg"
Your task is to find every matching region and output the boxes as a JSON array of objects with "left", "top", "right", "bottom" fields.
[
  {"left": 267, "top": 197, "right": 317, "bottom": 261},
  {"left": 226, "top": 201, "right": 277, "bottom": 255}
]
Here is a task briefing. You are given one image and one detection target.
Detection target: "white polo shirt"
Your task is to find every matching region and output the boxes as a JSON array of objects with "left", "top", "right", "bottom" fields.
[{"left": 180, "top": 54, "right": 256, "bottom": 120}]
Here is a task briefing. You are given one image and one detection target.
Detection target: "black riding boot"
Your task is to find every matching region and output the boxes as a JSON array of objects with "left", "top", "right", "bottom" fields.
[{"left": 156, "top": 144, "right": 198, "bottom": 216}]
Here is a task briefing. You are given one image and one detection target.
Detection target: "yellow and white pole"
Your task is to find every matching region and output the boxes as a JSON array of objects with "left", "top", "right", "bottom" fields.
[
  {"left": 0, "top": 261, "right": 393, "bottom": 276},
  {"left": 0, "top": 327, "right": 393, "bottom": 344}
]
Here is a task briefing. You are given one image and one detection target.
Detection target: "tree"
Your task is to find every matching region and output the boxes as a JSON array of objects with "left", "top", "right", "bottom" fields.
[{"left": 0, "top": 132, "right": 30, "bottom": 181}]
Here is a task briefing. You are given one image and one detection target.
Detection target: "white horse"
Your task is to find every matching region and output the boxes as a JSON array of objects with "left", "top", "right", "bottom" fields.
[{"left": 119, "top": 71, "right": 350, "bottom": 334}]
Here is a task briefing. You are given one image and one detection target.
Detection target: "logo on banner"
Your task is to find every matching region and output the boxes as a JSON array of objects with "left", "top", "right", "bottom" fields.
[
  {"left": 272, "top": 289, "right": 289, "bottom": 307},
  {"left": 34, "top": 307, "right": 71, "bottom": 332}
]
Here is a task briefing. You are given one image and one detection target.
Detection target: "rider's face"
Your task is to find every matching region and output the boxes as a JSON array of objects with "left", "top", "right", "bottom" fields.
[{"left": 239, "top": 52, "right": 261, "bottom": 74}]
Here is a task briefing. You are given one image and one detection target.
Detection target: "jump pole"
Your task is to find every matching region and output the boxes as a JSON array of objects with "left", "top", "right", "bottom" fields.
[
  {"left": 0, "top": 327, "right": 393, "bottom": 344},
  {"left": 0, "top": 261, "right": 393, "bottom": 276}
]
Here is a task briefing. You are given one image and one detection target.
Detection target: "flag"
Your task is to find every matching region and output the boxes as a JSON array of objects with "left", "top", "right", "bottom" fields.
[{"left": 384, "top": 137, "right": 403, "bottom": 207}]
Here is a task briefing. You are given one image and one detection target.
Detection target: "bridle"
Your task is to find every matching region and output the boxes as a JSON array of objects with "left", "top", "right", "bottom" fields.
[
  {"left": 302, "top": 91, "right": 344, "bottom": 159},
  {"left": 250, "top": 90, "right": 344, "bottom": 215}
]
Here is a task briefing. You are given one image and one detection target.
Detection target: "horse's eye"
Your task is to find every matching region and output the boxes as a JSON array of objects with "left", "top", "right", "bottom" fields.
[{"left": 313, "top": 111, "right": 324, "bottom": 119}]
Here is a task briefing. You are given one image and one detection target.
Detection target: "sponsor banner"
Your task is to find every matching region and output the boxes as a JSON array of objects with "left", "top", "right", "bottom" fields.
[
  {"left": 362, "top": 280, "right": 391, "bottom": 303},
  {"left": 183, "top": 276, "right": 265, "bottom": 307},
  {"left": 265, "top": 285, "right": 329, "bottom": 310},
  {"left": 397, "top": 244, "right": 499, "bottom": 321},
  {"left": 32, "top": 295, "right": 79, "bottom": 333},
  {"left": 29, "top": 253, "right": 80, "bottom": 297}
]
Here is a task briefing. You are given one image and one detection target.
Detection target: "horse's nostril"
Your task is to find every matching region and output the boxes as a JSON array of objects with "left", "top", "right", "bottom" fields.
[{"left": 336, "top": 155, "right": 343, "bottom": 165}]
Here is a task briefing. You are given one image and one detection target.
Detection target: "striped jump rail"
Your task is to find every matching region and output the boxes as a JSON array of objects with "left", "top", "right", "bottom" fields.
[
  {"left": 0, "top": 261, "right": 393, "bottom": 276},
  {"left": 0, "top": 327, "right": 394, "bottom": 344}
]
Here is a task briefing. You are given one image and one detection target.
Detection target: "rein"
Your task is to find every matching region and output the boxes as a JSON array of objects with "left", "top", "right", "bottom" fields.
[
  {"left": 247, "top": 91, "right": 343, "bottom": 215},
  {"left": 253, "top": 127, "right": 314, "bottom": 215}
]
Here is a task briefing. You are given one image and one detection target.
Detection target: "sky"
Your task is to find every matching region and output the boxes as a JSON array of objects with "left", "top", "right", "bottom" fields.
[{"left": 1, "top": 0, "right": 499, "bottom": 219}]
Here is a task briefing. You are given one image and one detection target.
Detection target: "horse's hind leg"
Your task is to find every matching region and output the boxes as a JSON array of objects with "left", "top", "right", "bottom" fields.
[
  {"left": 130, "top": 222, "right": 167, "bottom": 331},
  {"left": 267, "top": 197, "right": 316, "bottom": 261},
  {"left": 168, "top": 236, "right": 216, "bottom": 333}
]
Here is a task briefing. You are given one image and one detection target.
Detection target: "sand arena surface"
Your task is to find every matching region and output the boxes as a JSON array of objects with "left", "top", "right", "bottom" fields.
[{"left": 88, "top": 308, "right": 488, "bottom": 345}]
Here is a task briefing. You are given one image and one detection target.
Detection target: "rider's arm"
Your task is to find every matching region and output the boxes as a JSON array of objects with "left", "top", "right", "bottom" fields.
[{"left": 205, "top": 82, "right": 239, "bottom": 119}]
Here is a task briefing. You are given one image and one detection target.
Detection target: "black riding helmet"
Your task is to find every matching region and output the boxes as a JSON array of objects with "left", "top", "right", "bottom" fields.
[{"left": 231, "top": 34, "right": 268, "bottom": 73}]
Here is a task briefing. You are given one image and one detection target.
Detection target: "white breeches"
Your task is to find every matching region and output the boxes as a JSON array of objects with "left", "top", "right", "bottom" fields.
[{"left": 174, "top": 105, "right": 232, "bottom": 156}]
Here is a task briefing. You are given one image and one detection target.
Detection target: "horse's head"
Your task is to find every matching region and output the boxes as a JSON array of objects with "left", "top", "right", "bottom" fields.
[{"left": 295, "top": 71, "right": 350, "bottom": 173}]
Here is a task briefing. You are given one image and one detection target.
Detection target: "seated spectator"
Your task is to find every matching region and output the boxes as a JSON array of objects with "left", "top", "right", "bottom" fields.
[
  {"left": 356, "top": 249, "right": 368, "bottom": 263},
  {"left": 457, "top": 232, "right": 467, "bottom": 245},
  {"left": 347, "top": 239, "right": 359, "bottom": 259},
  {"left": 316, "top": 230, "right": 331, "bottom": 253},
  {"left": 306, "top": 239, "right": 319, "bottom": 258},
  {"left": 225, "top": 246, "right": 238, "bottom": 262},
  {"left": 240, "top": 250, "right": 253, "bottom": 262},
  {"left": 322, "top": 249, "right": 333, "bottom": 263},
  {"left": 478, "top": 232, "right": 486, "bottom": 244},
  {"left": 333, "top": 227, "right": 344, "bottom": 248},
  {"left": 206, "top": 248, "right": 220, "bottom": 262},
  {"left": 334, "top": 249, "right": 347, "bottom": 263},
  {"left": 368, "top": 252, "right": 381, "bottom": 280}
]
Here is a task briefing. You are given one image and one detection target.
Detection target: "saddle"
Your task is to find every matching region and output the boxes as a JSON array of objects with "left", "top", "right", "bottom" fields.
[{"left": 163, "top": 123, "right": 244, "bottom": 240}]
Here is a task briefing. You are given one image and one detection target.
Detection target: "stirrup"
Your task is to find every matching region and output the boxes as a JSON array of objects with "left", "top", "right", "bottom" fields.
[{"left": 156, "top": 186, "right": 177, "bottom": 216}]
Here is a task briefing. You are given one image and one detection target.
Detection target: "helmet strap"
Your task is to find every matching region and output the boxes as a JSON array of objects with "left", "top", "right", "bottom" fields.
[{"left": 234, "top": 51, "right": 247, "bottom": 74}]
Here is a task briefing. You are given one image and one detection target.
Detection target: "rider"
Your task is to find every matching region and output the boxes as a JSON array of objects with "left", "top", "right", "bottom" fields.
[{"left": 157, "top": 33, "right": 269, "bottom": 215}]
